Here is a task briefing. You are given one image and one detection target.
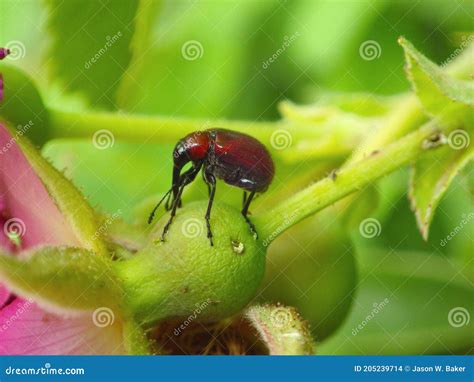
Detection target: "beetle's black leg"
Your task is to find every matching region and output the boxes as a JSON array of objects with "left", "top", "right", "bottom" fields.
[
  {"left": 164, "top": 191, "right": 172, "bottom": 211},
  {"left": 161, "top": 164, "right": 201, "bottom": 240},
  {"left": 203, "top": 171, "right": 216, "bottom": 246},
  {"left": 241, "top": 190, "right": 258, "bottom": 238},
  {"left": 161, "top": 183, "right": 186, "bottom": 241},
  {"left": 148, "top": 188, "right": 172, "bottom": 224},
  {"left": 202, "top": 170, "right": 212, "bottom": 197}
]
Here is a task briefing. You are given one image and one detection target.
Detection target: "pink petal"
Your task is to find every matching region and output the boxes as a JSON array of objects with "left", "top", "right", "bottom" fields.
[
  {"left": 0, "top": 74, "right": 3, "bottom": 102},
  {"left": 0, "top": 285, "right": 10, "bottom": 308},
  {"left": 0, "top": 48, "right": 9, "bottom": 60},
  {"left": 0, "top": 125, "right": 81, "bottom": 249},
  {"left": 0, "top": 298, "right": 125, "bottom": 355}
]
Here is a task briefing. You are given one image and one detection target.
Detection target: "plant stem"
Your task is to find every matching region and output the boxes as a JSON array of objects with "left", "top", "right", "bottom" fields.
[
  {"left": 254, "top": 121, "right": 441, "bottom": 243},
  {"left": 48, "top": 109, "right": 357, "bottom": 161},
  {"left": 49, "top": 109, "right": 277, "bottom": 143}
]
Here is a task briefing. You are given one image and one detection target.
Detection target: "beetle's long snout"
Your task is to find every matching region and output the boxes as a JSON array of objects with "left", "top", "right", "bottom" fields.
[{"left": 171, "top": 165, "right": 182, "bottom": 207}]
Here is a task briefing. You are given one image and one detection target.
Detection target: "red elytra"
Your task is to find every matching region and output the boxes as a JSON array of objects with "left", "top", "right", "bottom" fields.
[{"left": 149, "top": 128, "right": 275, "bottom": 246}]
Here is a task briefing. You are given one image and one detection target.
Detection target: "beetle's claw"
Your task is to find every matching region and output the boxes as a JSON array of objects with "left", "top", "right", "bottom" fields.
[
  {"left": 244, "top": 216, "right": 258, "bottom": 240},
  {"left": 207, "top": 230, "right": 214, "bottom": 246}
]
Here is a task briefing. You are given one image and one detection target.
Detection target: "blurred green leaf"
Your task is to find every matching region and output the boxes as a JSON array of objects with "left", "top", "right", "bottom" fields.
[
  {"left": 46, "top": 0, "right": 147, "bottom": 109},
  {"left": 0, "top": 64, "right": 50, "bottom": 145},
  {"left": 259, "top": 211, "right": 357, "bottom": 342},
  {"left": 319, "top": 249, "right": 473, "bottom": 355},
  {"left": 42, "top": 140, "right": 174, "bottom": 221},
  {"left": 342, "top": 186, "right": 380, "bottom": 231},
  {"left": 116, "top": 0, "right": 162, "bottom": 109},
  {"left": 116, "top": 0, "right": 280, "bottom": 118},
  {"left": 353, "top": 169, "right": 473, "bottom": 258}
]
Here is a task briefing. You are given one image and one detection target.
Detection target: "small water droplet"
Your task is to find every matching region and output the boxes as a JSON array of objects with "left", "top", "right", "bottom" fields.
[{"left": 231, "top": 239, "right": 245, "bottom": 254}]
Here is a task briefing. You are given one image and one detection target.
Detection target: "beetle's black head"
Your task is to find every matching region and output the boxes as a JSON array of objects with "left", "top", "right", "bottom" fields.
[{"left": 172, "top": 140, "right": 192, "bottom": 169}]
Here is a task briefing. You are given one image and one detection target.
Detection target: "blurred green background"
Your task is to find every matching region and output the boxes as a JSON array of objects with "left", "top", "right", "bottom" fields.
[{"left": 1, "top": 0, "right": 472, "bottom": 355}]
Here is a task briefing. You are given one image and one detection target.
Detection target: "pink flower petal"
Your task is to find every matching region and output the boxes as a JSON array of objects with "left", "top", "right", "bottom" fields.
[
  {"left": 0, "top": 48, "right": 9, "bottom": 60},
  {"left": 0, "top": 285, "right": 10, "bottom": 308},
  {"left": 0, "top": 125, "right": 81, "bottom": 250},
  {"left": 0, "top": 74, "right": 4, "bottom": 102},
  {"left": 0, "top": 298, "right": 125, "bottom": 355}
]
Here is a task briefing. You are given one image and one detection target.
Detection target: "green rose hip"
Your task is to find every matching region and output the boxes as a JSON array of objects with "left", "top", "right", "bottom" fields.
[{"left": 115, "top": 201, "right": 266, "bottom": 327}]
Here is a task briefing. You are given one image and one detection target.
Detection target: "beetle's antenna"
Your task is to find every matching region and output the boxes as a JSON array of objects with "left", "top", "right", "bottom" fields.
[{"left": 148, "top": 188, "right": 173, "bottom": 224}]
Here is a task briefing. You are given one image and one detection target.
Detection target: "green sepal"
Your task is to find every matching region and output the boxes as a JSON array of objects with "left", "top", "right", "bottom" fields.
[
  {"left": 7, "top": 123, "right": 109, "bottom": 257},
  {"left": 0, "top": 246, "right": 122, "bottom": 314},
  {"left": 399, "top": 37, "right": 474, "bottom": 127},
  {"left": 245, "top": 304, "right": 315, "bottom": 355}
]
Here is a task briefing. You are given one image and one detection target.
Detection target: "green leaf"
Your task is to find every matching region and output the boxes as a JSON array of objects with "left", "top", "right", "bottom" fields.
[
  {"left": 318, "top": 250, "right": 473, "bottom": 355},
  {"left": 409, "top": 129, "right": 474, "bottom": 240},
  {"left": 245, "top": 304, "right": 315, "bottom": 355},
  {"left": 399, "top": 37, "right": 474, "bottom": 126},
  {"left": 0, "top": 246, "right": 121, "bottom": 314},
  {"left": 115, "top": 0, "right": 273, "bottom": 117},
  {"left": 259, "top": 211, "right": 357, "bottom": 341},
  {"left": 116, "top": 0, "right": 162, "bottom": 109},
  {"left": 0, "top": 64, "right": 50, "bottom": 145},
  {"left": 342, "top": 185, "right": 379, "bottom": 231},
  {"left": 42, "top": 140, "right": 174, "bottom": 221},
  {"left": 45, "top": 0, "right": 146, "bottom": 109}
]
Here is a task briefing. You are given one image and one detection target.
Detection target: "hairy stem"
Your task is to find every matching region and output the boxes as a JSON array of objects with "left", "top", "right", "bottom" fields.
[{"left": 254, "top": 121, "right": 442, "bottom": 243}]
